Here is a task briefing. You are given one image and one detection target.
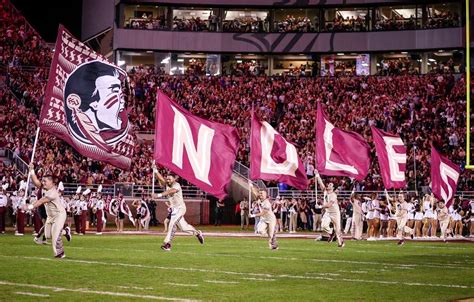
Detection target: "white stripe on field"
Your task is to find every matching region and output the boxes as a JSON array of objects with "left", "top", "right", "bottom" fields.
[
  {"left": 174, "top": 251, "right": 472, "bottom": 270},
  {"left": 304, "top": 272, "right": 341, "bottom": 277},
  {"left": 117, "top": 285, "right": 154, "bottom": 290},
  {"left": 164, "top": 282, "right": 198, "bottom": 288},
  {"left": 34, "top": 245, "right": 474, "bottom": 267},
  {"left": 14, "top": 291, "right": 50, "bottom": 297},
  {"left": 204, "top": 280, "right": 240, "bottom": 285},
  {"left": 0, "top": 281, "right": 200, "bottom": 302},
  {"left": 5, "top": 256, "right": 473, "bottom": 290},
  {"left": 241, "top": 277, "right": 276, "bottom": 282}
]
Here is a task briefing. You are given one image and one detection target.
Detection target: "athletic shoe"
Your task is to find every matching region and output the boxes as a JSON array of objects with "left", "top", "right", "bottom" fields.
[
  {"left": 327, "top": 231, "right": 336, "bottom": 243},
  {"left": 410, "top": 233, "right": 414, "bottom": 240},
  {"left": 397, "top": 239, "right": 405, "bottom": 245},
  {"left": 64, "top": 226, "right": 72, "bottom": 242},
  {"left": 32, "top": 232, "right": 38, "bottom": 236},
  {"left": 338, "top": 241, "right": 345, "bottom": 248},
  {"left": 271, "top": 245, "right": 279, "bottom": 250},
  {"left": 33, "top": 237, "right": 43, "bottom": 245},
  {"left": 161, "top": 243, "right": 171, "bottom": 251},
  {"left": 96, "top": 232, "right": 102, "bottom": 235},
  {"left": 314, "top": 235, "right": 323, "bottom": 241},
  {"left": 14, "top": 232, "right": 24, "bottom": 236},
  {"left": 79, "top": 233, "right": 84, "bottom": 236},
  {"left": 54, "top": 252, "right": 65, "bottom": 259},
  {"left": 43, "top": 240, "right": 49, "bottom": 245},
  {"left": 196, "top": 230, "right": 204, "bottom": 244}
]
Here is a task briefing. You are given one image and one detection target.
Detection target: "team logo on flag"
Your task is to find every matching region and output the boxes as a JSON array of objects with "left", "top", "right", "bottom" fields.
[
  {"left": 64, "top": 61, "right": 129, "bottom": 152},
  {"left": 40, "top": 25, "right": 134, "bottom": 170}
]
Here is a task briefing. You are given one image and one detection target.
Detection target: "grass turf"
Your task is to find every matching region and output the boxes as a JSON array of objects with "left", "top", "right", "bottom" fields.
[{"left": 0, "top": 233, "right": 473, "bottom": 302}]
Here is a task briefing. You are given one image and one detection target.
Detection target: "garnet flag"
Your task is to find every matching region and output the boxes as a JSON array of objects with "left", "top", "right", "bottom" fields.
[
  {"left": 431, "top": 145, "right": 460, "bottom": 206},
  {"left": 371, "top": 126, "right": 407, "bottom": 189},
  {"left": 250, "top": 112, "right": 308, "bottom": 190},
  {"left": 40, "top": 25, "right": 134, "bottom": 170},
  {"left": 154, "top": 91, "right": 240, "bottom": 199},
  {"left": 316, "top": 103, "right": 370, "bottom": 181}
]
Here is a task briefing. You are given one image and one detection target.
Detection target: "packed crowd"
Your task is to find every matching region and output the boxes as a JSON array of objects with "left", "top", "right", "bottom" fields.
[
  {"left": 1, "top": 0, "right": 472, "bottom": 198},
  {"left": 237, "top": 192, "right": 474, "bottom": 239},
  {"left": 274, "top": 15, "right": 316, "bottom": 33},
  {"left": 324, "top": 15, "right": 368, "bottom": 32},
  {"left": 172, "top": 17, "right": 209, "bottom": 32},
  {"left": 374, "top": 16, "right": 417, "bottom": 31},
  {"left": 425, "top": 11, "right": 461, "bottom": 29},
  {"left": 126, "top": 16, "right": 166, "bottom": 31},
  {"left": 222, "top": 17, "right": 269, "bottom": 33}
]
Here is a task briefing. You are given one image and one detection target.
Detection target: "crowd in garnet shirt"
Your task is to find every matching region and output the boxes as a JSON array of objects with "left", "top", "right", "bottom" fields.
[{"left": 1, "top": 0, "right": 472, "bottom": 194}]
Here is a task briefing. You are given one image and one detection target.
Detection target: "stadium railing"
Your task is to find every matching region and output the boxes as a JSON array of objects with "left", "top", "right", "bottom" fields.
[
  {"left": 232, "top": 161, "right": 266, "bottom": 189},
  {"left": 267, "top": 189, "right": 474, "bottom": 201},
  {"left": 4, "top": 148, "right": 28, "bottom": 176},
  {"left": 61, "top": 183, "right": 204, "bottom": 199}
]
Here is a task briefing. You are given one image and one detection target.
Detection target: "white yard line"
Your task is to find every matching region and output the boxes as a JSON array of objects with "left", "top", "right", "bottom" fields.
[
  {"left": 0, "top": 281, "right": 200, "bottom": 302},
  {"left": 14, "top": 291, "right": 50, "bottom": 297},
  {"left": 164, "top": 283, "right": 199, "bottom": 288},
  {"left": 3, "top": 256, "right": 473, "bottom": 290},
  {"left": 203, "top": 280, "right": 240, "bottom": 285},
  {"left": 117, "top": 285, "right": 154, "bottom": 290},
  {"left": 173, "top": 251, "right": 471, "bottom": 270},
  {"left": 241, "top": 277, "right": 276, "bottom": 282}
]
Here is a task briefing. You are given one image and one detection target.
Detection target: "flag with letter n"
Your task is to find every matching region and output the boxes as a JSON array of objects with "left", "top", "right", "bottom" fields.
[
  {"left": 153, "top": 91, "right": 240, "bottom": 199},
  {"left": 431, "top": 145, "right": 460, "bottom": 207},
  {"left": 371, "top": 126, "right": 406, "bottom": 189},
  {"left": 40, "top": 25, "right": 135, "bottom": 170}
]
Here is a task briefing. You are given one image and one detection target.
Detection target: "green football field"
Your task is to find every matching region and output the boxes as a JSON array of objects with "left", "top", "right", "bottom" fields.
[{"left": 0, "top": 230, "right": 473, "bottom": 302}]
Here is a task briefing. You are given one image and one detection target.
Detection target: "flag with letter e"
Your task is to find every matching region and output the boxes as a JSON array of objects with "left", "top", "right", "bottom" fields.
[
  {"left": 40, "top": 25, "right": 135, "bottom": 170},
  {"left": 371, "top": 126, "right": 406, "bottom": 189},
  {"left": 154, "top": 91, "right": 240, "bottom": 199}
]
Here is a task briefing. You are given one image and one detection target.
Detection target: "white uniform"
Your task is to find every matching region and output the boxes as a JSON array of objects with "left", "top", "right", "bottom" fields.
[
  {"left": 321, "top": 191, "right": 343, "bottom": 245},
  {"left": 423, "top": 201, "right": 434, "bottom": 219},
  {"left": 407, "top": 203, "right": 415, "bottom": 220},
  {"left": 395, "top": 200, "right": 414, "bottom": 239},
  {"left": 164, "top": 182, "right": 199, "bottom": 244},
  {"left": 366, "top": 200, "right": 374, "bottom": 220},
  {"left": 352, "top": 198, "right": 363, "bottom": 240},
  {"left": 436, "top": 206, "right": 450, "bottom": 240},
  {"left": 43, "top": 188, "right": 67, "bottom": 257},
  {"left": 470, "top": 201, "right": 474, "bottom": 222},
  {"left": 256, "top": 198, "right": 278, "bottom": 249},
  {"left": 372, "top": 200, "right": 380, "bottom": 219}
]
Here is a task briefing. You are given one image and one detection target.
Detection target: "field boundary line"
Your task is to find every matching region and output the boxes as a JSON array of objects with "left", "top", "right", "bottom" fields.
[
  {"left": 0, "top": 280, "right": 201, "bottom": 301},
  {"left": 3, "top": 256, "right": 473, "bottom": 290}
]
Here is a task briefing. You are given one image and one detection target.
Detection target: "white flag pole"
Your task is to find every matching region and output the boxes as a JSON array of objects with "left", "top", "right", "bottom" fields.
[
  {"left": 248, "top": 179, "right": 252, "bottom": 213},
  {"left": 25, "top": 127, "right": 40, "bottom": 196},
  {"left": 151, "top": 160, "right": 156, "bottom": 197}
]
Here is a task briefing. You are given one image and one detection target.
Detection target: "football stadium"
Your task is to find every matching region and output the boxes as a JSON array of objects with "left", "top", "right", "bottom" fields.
[{"left": 0, "top": 0, "right": 473, "bottom": 301}]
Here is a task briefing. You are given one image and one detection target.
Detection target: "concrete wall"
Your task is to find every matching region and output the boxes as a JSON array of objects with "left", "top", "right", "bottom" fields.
[
  {"left": 114, "top": 27, "right": 463, "bottom": 53},
  {"left": 82, "top": 0, "right": 115, "bottom": 41}
]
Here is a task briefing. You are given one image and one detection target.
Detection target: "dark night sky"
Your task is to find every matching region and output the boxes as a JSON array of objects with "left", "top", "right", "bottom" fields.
[{"left": 11, "top": 0, "right": 83, "bottom": 42}]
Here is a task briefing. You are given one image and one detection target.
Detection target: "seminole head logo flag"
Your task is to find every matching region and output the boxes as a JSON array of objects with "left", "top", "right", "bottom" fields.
[{"left": 40, "top": 25, "right": 134, "bottom": 170}]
